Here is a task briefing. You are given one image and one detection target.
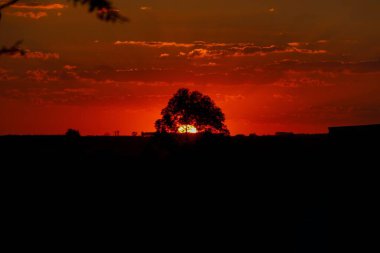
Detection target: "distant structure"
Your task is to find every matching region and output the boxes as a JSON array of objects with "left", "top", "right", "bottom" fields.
[
  {"left": 329, "top": 124, "right": 380, "bottom": 137},
  {"left": 276, "top": 132, "right": 295, "bottom": 136},
  {"left": 131, "top": 132, "right": 138, "bottom": 137},
  {"left": 141, "top": 132, "right": 156, "bottom": 137},
  {"left": 114, "top": 130, "right": 120, "bottom": 136},
  {"left": 65, "top": 129, "right": 80, "bottom": 138}
]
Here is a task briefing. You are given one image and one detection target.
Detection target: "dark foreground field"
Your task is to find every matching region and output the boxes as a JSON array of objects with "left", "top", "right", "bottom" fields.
[{"left": 1, "top": 133, "right": 377, "bottom": 252}]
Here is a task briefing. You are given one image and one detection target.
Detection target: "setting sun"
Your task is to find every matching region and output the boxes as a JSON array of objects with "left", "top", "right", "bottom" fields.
[{"left": 178, "top": 125, "right": 198, "bottom": 134}]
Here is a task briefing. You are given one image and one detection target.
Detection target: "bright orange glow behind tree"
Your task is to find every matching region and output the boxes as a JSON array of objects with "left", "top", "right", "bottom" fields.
[{"left": 178, "top": 125, "right": 198, "bottom": 134}]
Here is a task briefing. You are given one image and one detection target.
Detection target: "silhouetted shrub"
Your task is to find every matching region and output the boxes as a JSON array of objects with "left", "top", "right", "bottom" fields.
[{"left": 65, "top": 129, "right": 81, "bottom": 138}]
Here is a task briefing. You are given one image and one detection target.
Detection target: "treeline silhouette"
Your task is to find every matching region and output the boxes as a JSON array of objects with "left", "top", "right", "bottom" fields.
[{"left": 1, "top": 130, "right": 377, "bottom": 166}]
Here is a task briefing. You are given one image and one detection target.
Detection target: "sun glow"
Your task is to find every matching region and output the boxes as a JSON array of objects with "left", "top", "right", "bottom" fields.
[{"left": 178, "top": 125, "right": 198, "bottom": 134}]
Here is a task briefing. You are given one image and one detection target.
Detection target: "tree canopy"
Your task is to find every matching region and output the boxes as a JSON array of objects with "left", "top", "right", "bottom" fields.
[{"left": 155, "top": 88, "right": 229, "bottom": 135}]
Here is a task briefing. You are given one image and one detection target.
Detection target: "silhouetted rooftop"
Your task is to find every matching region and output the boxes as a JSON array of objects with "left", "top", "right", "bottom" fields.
[{"left": 329, "top": 124, "right": 380, "bottom": 137}]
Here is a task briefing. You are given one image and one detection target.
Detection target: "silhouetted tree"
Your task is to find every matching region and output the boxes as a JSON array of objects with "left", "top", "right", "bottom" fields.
[
  {"left": 0, "top": 0, "right": 128, "bottom": 56},
  {"left": 66, "top": 129, "right": 81, "bottom": 138},
  {"left": 155, "top": 88, "right": 229, "bottom": 135},
  {"left": 69, "top": 0, "right": 128, "bottom": 23}
]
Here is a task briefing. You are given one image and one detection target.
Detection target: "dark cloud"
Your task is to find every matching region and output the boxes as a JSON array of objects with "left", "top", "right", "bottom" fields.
[{"left": 266, "top": 59, "right": 380, "bottom": 73}]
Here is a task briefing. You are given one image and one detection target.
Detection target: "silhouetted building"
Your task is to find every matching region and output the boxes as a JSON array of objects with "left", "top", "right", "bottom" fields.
[
  {"left": 329, "top": 124, "right": 380, "bottom": 138},
  {"left": 65, "top": 129, "right": 80, "bottom": 138},
  {"left": 141, "top": 132, "right": 156, "bottom": 137},
  {"left": 276, "top": 132, "right": 295, "bottom": 136}
]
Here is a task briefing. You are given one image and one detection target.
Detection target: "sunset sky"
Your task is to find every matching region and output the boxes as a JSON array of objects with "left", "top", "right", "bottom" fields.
[{"left": 1, "top": 0, "right": 380, "bottom": 135}]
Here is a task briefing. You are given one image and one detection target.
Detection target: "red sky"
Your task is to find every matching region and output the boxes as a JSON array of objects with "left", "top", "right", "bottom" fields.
[{"left": 1, "top": 0, "right": 380, "bottom": 135}]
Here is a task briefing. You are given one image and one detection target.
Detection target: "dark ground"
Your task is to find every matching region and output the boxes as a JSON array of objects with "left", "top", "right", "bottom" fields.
[{"left": 1, "top": 133, "right": 377, "bottom": 252}]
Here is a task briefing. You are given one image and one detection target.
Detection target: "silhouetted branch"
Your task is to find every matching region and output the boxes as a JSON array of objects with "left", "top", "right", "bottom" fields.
[
  {"left": 0, "top": 0, "right": 18, "bottom": 20},
  {"left": 0, "top": 1, "right": 24, "bottom": 56},
  {"left": 0, "top": 40, "right": 26, "bottom": 56},
  {"left": 0, "top": 0, "right": 128, "bottom": 22},
  {"left": 0, "top": 0, "right": 18, "bottom": 11},
  {"left": 68, "top": 0, "right": 129, "bottom": 22},
  {"left": 0, "top": 0, "right": 128, "bottom": 57}
]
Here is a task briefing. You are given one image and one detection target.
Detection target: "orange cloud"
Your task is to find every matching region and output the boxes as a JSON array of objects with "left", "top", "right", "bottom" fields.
[
  {"left": 0, "top": 68, "right": 17, "bottom": 81},
  {"left": 26, "top": 70, "right": 58, "bottom": 82},
  {"left": 288, "top": 42, "right": 301, "bottom": 47},
  {"left": 11, "top": 3, "right": 65, "bottom": 10},
  {"left": 287, "top": 48, "right": 327, "bottom": 55},
  {"left": 25, "top": 67, "right": 82, "bottom": 83},
  {"left": 200, "top": 62, "right": 218, "bottom": 67},
  {"left": 266, "top": 59, "right": 380, "bottom": 74},
  {"left": 64, "top": 65, "right": 77, "bottom": 70},
  {"left": 12, "top": 50, "right": 60, "bottom": 60},
  {"left": 26, "top": 51, "right": 60, "bottom": 60},
  {"left": 140, "top": 6, "right": 152, "bottom": 11},
  {"left": 7, "top": 11, "right": 48, "bottom": 19},
  {"left": 187, "top": 48, "right": 212, "bottom": 58},
  {"left": 159, "top": 53, "right": 170, "bottom": 58},
  {"left": 231, "top": 45, "right": 327, "bottom": 57},
  {"left": 116, "top": 40, "right": 328, "bottom": 58},
  {"left": 114, "top": 41, "right": 195, "bottom": 48},
  {"left": 63, "top": 88, "right": 96, "bottom": 95}
]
